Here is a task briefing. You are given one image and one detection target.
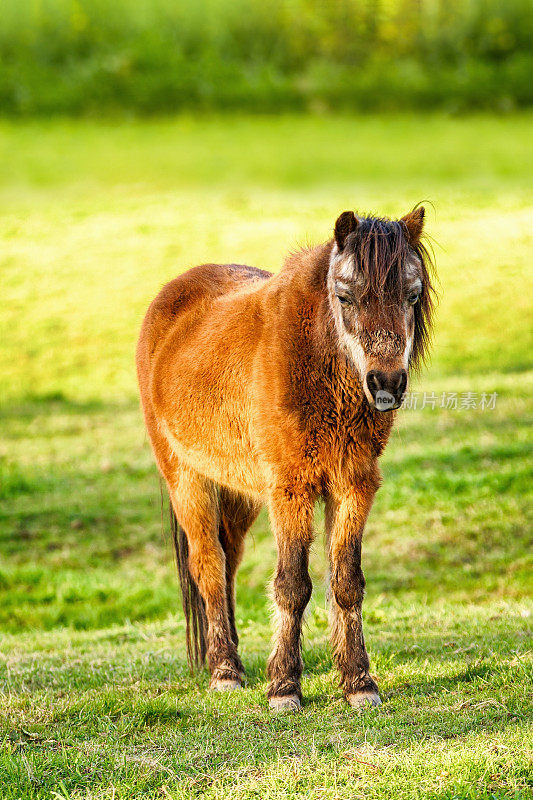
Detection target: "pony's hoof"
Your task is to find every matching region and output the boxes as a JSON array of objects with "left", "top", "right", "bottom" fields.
[
  {"left": 210, "top": 679, "right": 242, "bottom": 692},
  {"left": 346, "top": 691, "right": 382, "bottom": 710},
  {"left": 269, "top": 695, "right": 301, "bottom": 713}
]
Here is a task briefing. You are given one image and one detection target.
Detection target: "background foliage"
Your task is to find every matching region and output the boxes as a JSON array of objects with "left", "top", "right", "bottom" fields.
[{"left": 1, "top": 0, "right": 533, "bottom": 115}]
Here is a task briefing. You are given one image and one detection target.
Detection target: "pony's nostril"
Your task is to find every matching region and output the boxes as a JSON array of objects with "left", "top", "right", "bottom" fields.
[
  {"left": 396, "top": 370, "right": 408, "bottom": 397},
  {"left": 365, "top": 371, "right": 382, "bottom": 398}
]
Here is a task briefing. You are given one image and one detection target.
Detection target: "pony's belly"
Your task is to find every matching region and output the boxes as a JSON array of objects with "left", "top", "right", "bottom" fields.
[{"left": 161, "top": 418, "right": 266, "bottom": 498}]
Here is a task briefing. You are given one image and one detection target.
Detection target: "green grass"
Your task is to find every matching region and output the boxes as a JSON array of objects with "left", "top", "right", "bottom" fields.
[{"left": 0, "top": 114, "right": 532, "bottom": 799}]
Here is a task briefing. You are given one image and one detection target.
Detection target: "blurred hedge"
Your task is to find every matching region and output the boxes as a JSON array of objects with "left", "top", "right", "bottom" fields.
[{"left": 1, "top": 0, "right": 532, "bottom": 115}]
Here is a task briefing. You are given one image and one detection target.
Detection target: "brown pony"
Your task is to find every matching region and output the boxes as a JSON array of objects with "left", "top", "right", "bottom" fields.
[{"left": 136, "top": 207, "right": 435, "bottom": 711}]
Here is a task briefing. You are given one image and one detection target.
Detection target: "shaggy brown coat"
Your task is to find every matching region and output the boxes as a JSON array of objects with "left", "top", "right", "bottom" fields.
[{"left": 136, "top": 208, "right": 434, "bottom": 710}]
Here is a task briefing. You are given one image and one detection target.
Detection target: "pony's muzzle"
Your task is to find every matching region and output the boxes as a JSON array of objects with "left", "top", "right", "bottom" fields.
[{"left": 365, "top": 369, "right": 407, "bottom": 412}]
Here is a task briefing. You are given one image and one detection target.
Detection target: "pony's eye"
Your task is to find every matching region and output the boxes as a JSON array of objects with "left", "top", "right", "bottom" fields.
[
  {"left": 336, "top": 294, "right": 351, "bottom": 306},
  {"left": 407, "top": 292, "right": 420, "bottom": 305}
]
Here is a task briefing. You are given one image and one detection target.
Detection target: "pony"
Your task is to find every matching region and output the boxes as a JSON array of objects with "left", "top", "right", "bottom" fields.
[{"left": 136, "top": 207, "right": 435, "bottom": 711}]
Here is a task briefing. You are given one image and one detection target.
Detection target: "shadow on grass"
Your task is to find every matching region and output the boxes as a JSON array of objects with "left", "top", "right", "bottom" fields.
[{"left": 0, "top": 395, "right": 138, "bottom": 419}]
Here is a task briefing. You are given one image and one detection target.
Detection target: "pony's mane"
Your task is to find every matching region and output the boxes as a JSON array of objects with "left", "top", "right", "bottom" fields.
[{"left": 342, "top": 214, "right": 436, "bottom": 370}]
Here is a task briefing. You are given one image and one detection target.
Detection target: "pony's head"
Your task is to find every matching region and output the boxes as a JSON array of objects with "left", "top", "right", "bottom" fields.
[{"left": 327, "top": 208, "right": 435, "bottom": 412}]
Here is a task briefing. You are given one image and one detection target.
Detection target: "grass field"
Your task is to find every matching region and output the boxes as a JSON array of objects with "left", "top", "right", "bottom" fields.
[{"left": 0, "top": 114, "right": 532, "bottom": 799}]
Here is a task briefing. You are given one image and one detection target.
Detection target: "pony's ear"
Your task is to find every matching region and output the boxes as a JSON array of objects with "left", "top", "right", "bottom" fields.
[
  {"left": 334, "top": 210, "right": 358, "bottom": 250},
  {"left": 401, "top": 206, "right": 425, "bottom": 246}
]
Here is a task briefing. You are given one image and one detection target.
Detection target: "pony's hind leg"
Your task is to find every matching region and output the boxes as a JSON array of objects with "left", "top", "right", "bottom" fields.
[
  {"left": 168, "top": 466, "right": 243, "bottom": 690},
  {"left": 218, "top": 488, "right": 261, "bottom": 648}
]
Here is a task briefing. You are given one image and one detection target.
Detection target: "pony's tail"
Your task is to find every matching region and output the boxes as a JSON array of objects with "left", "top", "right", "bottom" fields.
[{"left": 169, "top": 504, "right": 208, "bottom": 671}]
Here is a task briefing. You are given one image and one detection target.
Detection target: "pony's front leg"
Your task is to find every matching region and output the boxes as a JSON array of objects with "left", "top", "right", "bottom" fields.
[
  {"left": 267, "top": 487, "right": 314, "bottom": 712},
  {"left": 327, "top": 483, "right": 381, "bottom": 709}
]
